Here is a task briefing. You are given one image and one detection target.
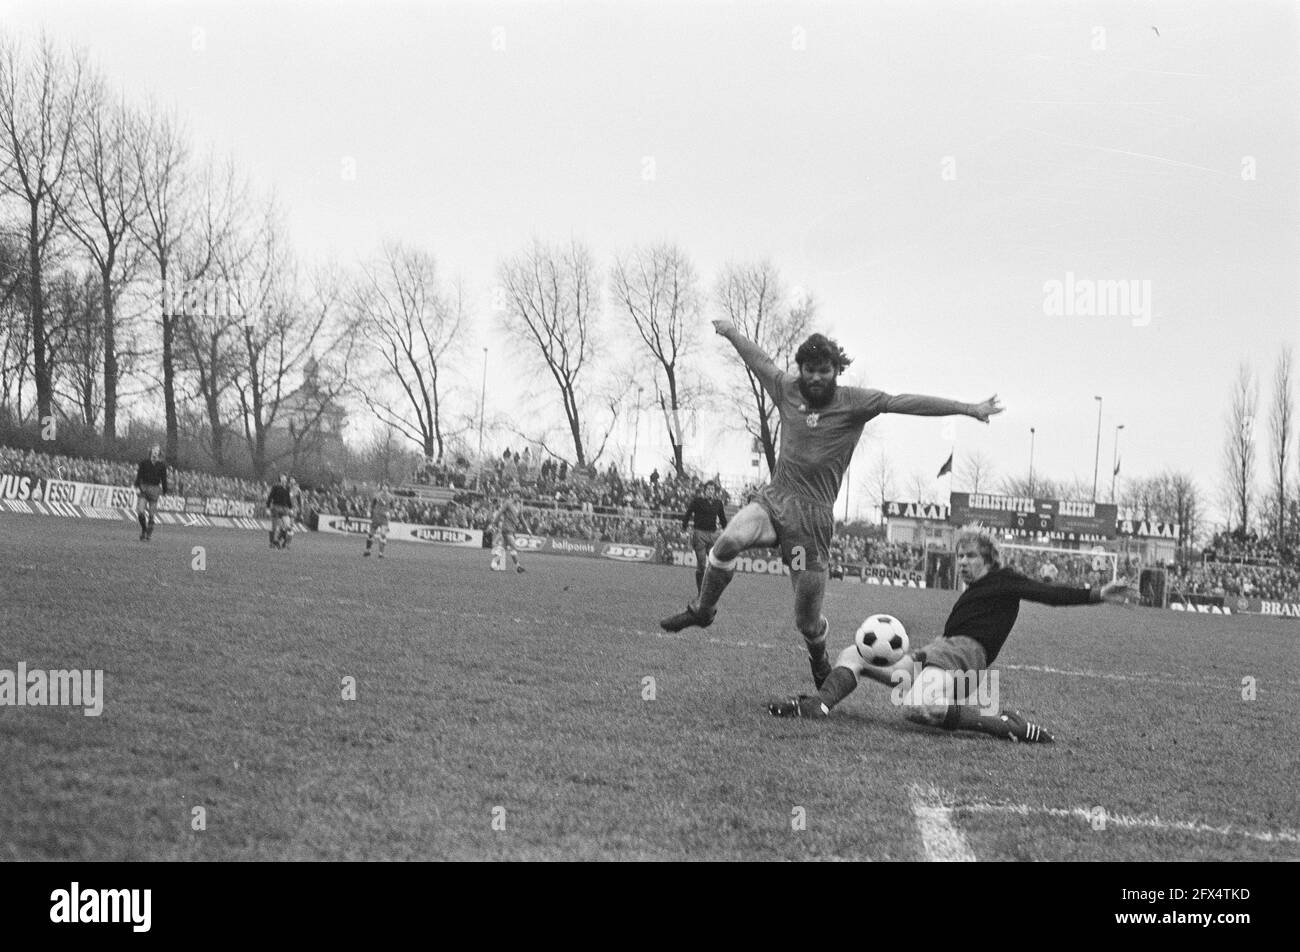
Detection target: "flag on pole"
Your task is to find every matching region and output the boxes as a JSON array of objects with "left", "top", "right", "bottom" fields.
[
  {"left": 1114, "top": 456, "right": 1121, "bottom": 477},
  {"left": 937, "top": 452, "right": 954, "bottom": 479}
]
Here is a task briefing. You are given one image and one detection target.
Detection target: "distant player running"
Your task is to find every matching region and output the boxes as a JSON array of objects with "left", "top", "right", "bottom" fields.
[
  {"left": 363, "top": 483, "right": 393, "bottom": 558},
  {"left": 133, "top": 444, "right": 168, "bottom": 541},
  {"left": 768, "top": 527, "right": 1134, "bottom": 742},
  {"left": 490, "top": 495, "right": 526, "bottom": 574},
  {"left": 266, "top": 474, "right": 294, "bottom": 549},
  {"left": 660, "top": 321, "right": 1003, "bottom": 690},
  {"left": 682, "top": 481, "right": 728, "bottom": 594}
]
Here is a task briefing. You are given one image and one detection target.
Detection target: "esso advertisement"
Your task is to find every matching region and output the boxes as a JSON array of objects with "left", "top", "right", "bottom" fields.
[
  {"left": 513, "top": 534, "right": 546, "bottom": 551},
  {"left": 601, "top": 542, "right": 655, "bottom": 562},
  {"left": 42, "top": 479, "right": 78, "bottom": 503}
]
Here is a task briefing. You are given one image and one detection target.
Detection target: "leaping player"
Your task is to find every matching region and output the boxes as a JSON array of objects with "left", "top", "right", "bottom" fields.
[
  {"left": 659, "top": 320, "right": 1003, "bottom": 691},
  {"left": 133, "top": 444, "right": 168, "bottom": 541},
  {"left": 363, "top": 483, "right": 393, "bottom": 558},
  {"left": 768, "top": 527, "right": 1134, "bottom": 742}
]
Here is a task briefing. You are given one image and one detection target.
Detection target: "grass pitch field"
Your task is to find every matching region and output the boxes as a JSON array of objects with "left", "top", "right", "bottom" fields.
[{"left": 2, "top": 514, "right": 1297, "bottom": 861}]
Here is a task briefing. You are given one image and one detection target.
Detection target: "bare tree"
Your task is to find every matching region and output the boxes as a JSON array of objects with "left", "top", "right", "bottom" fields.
[
  {"left": 59, "top": 73, "right": 146, "bottom": 440},
  {"left": 999, "top": 473, "right": 1059, "bottom": 499},
  {"left": 1267, "top": 348, "right": 1293, "bottom": 541},
  {"left": 498, "top": 238, "right": 614, "bottom": 467},
  {"left": 349, "top": 242, "right": 464, "bottom": 460},
  {"left": 47, "top": 268, "right": 100, "bottom": 425},
  {"left": 860, "top": 446, "right": 896, "bottom": 514},
  {"left": 131, "top": 101, "right": 191, "bottom": 461},
  {"left": 1120, "top": 474, "right": 1161, "bottom": 520},
  {"left": 959, "top": 449, "right": 996, "bottom": 494},
  {"left": 176, "top": 157, "right": 245, "bottom": 468},
  {"left": 907, "top": 470, "right": 938, "bottom": 504},
  {"left": 1166, "top": 471, "right": 1201, "bottom": 552},
  {"left": 223, "top": 199, "right": 339, "bottom": 478},
  {"left": 609, "top": 243, "right": 705, "bottom": 477},
  {"left": 1223, "top": 362, "right": 1259, "bottom": 534},
  {"left": 0, "top": 231, "right": 32, "bottom": 417},
  {"left": 0, "top": 34, "right": 86, "bottom": 424},
  {"left": 715, "top": 261, "right": 813, "bottom": 475}
]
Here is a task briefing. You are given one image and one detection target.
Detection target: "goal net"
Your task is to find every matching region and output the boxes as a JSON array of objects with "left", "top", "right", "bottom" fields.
[{"left": 998, "top": 542, "right": 1118, "bottom": 587}]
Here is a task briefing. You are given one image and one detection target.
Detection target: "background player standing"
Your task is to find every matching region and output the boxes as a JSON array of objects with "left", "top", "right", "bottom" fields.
[
  {"left": 769, "top": 527, "right": 1133, "bottom": 742},
  {"left": 660, "top": 320, "right": 1002, "bottom": 691},
  {"left": 363, "top": 483, "right": 393, "bottom": 558},
  {"left": 266, "top": 474, "right": 294, "bottom": 549},
  {"left": 133, "top": 444, "right": 168, "bottom": 541},
  {"left": 490, "top": 494, "right": 526, "bottom": 574},
  {"left": 682, "top": 481, "right": 728, "bottom": 594}
]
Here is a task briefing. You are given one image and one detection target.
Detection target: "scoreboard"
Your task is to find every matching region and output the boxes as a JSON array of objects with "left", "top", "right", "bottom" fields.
[
  {"left": 949, "top": 493, "right": 1117, "bottom": 539},
  {"left": 1013, "top": 510, "right": 1054, "bottom": 532}
]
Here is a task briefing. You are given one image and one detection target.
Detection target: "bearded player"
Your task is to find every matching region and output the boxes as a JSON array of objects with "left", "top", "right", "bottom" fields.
[
  {"left": 133, "top": 444, "right": 168, "bottom": 541},
  {"left": 768, "top": 527, "right": 1134, "bottom": 742},
  {"left": 659, "top": 321, "right": 1002, "bottom": 690}
]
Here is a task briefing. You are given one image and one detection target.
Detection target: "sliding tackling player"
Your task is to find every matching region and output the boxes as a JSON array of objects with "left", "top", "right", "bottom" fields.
[{"left": 768, "top": 527, "right": 1134, "bottom": 742}]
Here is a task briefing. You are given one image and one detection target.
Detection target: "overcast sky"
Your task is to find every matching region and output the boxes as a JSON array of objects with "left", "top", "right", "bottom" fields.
[{"left": 3, "top": 0, "right": 1297, "bottom": 521}]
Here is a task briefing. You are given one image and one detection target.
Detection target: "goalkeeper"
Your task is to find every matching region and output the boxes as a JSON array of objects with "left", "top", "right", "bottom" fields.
[{"left": 768, "top": 527, "right": 1133, "bottom": 742}]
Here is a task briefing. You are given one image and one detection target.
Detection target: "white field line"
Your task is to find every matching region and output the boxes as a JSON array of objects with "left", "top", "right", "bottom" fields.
[
  {"left": 908, "top": 785, "right": 977, "bottom": 861},
  {"left": 300, "top": 598, "right": 1300, "bottom": 691},
  {"left": 954, "top": 803, "right": 1300, "bottom": 845},
  {"left": 913, "top": 785, "right": 1300, "bottom": 846}
]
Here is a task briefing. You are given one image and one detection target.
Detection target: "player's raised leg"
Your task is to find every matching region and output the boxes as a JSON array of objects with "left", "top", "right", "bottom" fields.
[{"left": 659, "top": 501, "right": 776, "bottom": 631}]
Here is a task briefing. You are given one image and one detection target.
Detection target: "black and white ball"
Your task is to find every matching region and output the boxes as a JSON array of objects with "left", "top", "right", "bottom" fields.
[{"left": 854, "top": 614, "right": 909, "bottom": 665}]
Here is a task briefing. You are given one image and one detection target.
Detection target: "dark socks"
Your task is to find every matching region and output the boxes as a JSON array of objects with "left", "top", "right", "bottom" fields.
[
  {"left": 694, "top": 563, "right": 734, "bottom": 615},
  {"left": 818, "top": 666, "right": 858, "bottom": 709}
]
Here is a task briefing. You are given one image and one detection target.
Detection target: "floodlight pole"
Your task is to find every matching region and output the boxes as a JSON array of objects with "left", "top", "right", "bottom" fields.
[
  {"left": 1111, "top": 424, "right": 1125, "bottom": 502},
  {"left": 1092, "top": 396, "right": 1103, "bottom": 502}
]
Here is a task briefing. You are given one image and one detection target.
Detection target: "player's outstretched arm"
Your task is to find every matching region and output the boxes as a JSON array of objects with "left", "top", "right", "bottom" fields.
[
  {"left": 712, "top": 319, "right": 784, "bottom": 397},
  {"left": 1099, "top": 579, "right": 1137, "bottom": 605},
  {"left": 882, "top": 392, "right": 1004, "bottom": 422}
]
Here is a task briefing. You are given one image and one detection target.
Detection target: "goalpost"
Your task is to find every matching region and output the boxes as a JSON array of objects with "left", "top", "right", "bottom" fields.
[{"left": 998, "top": 541, "right": 1118, "bottom": 586}]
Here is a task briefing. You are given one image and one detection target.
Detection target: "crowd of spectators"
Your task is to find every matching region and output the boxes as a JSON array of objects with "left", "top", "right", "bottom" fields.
[
  {"left": 0, "top": 445, "right": 268, "bottom": 503},
  {"left": 1164, "top": 530, "right": 1300, "bottom": 602},
  {"left": 1167, "top": 561, "right": 1300, "bottom": 602},
  {"left": 9, "top": 441, "right": 1300, "bottom": 601},
  {"left": 470, "top": 448, "right": 726, "bottom": 518},
  {"left": 829, "top": 536, "right": 925, "bottom": 572}
]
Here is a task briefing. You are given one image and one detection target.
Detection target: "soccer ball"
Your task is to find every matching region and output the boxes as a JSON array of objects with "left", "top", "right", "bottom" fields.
[{"left": 855, "top": 614, "right": 909, "bottom": 666}]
